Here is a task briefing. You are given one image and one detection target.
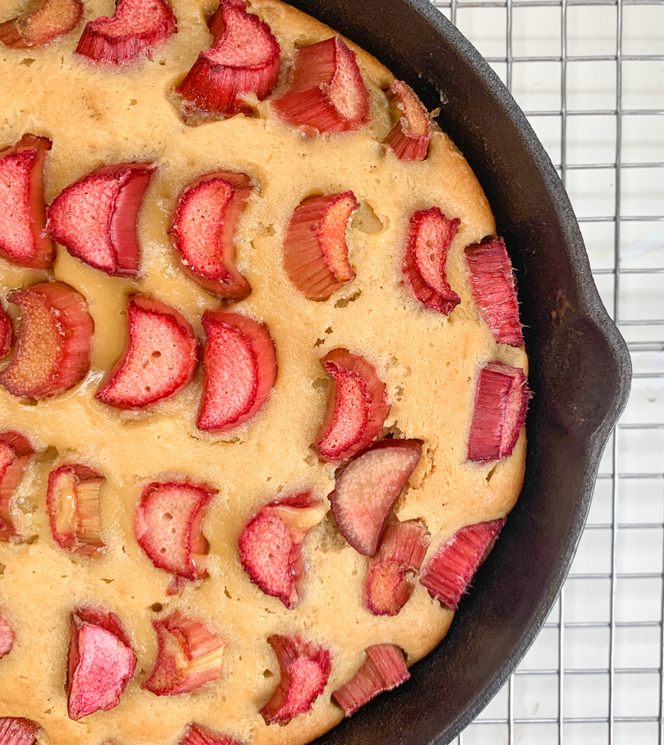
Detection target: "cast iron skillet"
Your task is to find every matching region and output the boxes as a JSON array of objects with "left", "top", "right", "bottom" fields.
[{"left": 280, "top": 0, "right": 632, "bottom": 743}]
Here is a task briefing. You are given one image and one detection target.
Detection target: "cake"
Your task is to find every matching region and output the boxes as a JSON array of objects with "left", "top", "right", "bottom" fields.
[{"left": 0, "top": 1, "right": 530, "bottom": 744}]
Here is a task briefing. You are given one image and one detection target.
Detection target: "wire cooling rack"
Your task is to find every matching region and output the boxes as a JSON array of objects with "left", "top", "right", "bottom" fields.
[{"left": 429, "top": 0, "right": 664, "bottom": 742}]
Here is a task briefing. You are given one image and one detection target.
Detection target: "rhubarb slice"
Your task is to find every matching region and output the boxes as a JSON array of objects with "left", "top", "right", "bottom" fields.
[
  {"left": 332, "top": 644, "right": 409, "bottom": 716},
  {"left": 0, "top": 718, "right": 40, "bottom": 745},
  {"left": 96, "top": 295, "right": 199, "bottom": 409},
  {"left": 135, "top": 480, "right": 216, "bottom": 593},
  {"left": 169, "top": 171, "right": 253, "bottom": 300},
  {"left": 0, "top": 282, "right": 94, "bottom": 399},
  {"left": 238, "top": 492, "right": 328, "bottom": 609},
  {"left": 0, "top": 0, "right": 82, "bottom": 48},
  {"left": 0, "top": 431, "right": 35, "bottom": 541},
  {"left": 402, "top": 207, "right": 461, "bottom": 314},
  {"left": 468, "top": 361, "right": 530, "bottom": 462},
  {"left": 0, "top": 613, "right": 13, "bottom": 658},
  {"left": 0, "top": 134, "right": 53, "bottom": 269},
  {"left": 330, "top": 439, "right": 422, "bottom": 556},
  {"left": 46, "top": 464, "right": 105, "bottom": 555},
  {"left": 260, "top": 635, "right": 331, "bottom": 725},
  {"left": 272, "top": 36, "right": 370, "bottom": 134},
  {"left": 465, "top": 237, "right": 524, "bottom": 346},
  {"left": 76, "top": 0, "right": 177, "bottom": 65},
  {"left": 383, "top": 80, "right": 430, "bottom": 161},
  {"left": 313, "top": 348, "right": 389, "bottom": 461},
  {"left": 284, "top": 192, "right": 358, "bottom": 301},
  {"left": 420, "top": 519, "right": 506, "bottom": 609},
  {"left": 365, "top": 520, "right": 429, "bottom": 616},
  {"left": 0, "top": 303, "right": 13, "bottom": 359},
  {"left": 67, "top": 608, "right": 136, "bottom": 720},
  {"left": 179, "top": 723, "right": 243, "bottom": 745},
  {"left": 143, "top": 612, "right": 224, "bottom": 696},
  {"left": 46, "top": 162, "right": 155, "bottom": 277},
  {"left": 198, "top": 310, "right": 277, "bottom": 433},
  {"left": 176, "top": 0, "right": 280, "bottom": 120}
]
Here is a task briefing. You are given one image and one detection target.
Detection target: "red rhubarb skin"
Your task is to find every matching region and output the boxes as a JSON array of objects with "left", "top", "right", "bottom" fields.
[
  {"left": 76, "top": 0, "right": 177, "bottom": 64},
  {"left": 0, "top": 303, "right": 14, "bottom": 359},
  {"left": 179, "top": 723, "right": 244, "bottom": 745},
  {"left": 0, "top": 0, "right": 83, "bottom": 48},
  {"left": 96, "top": 295, "right": 199, "bottom": 409},
  {"left": 0, "top": 612, "right": 14, "bottom": 658},
  {"left": 169, "top": 171, "right": 253, "bottom": 300},
  {"left": 272, "top": 35, "right": 370, "bottom": 134},
  {"left": 0, "top": 134, "right": 54, "bottom": 269},
  {"left": 46, "top": 162, "right": 155, "bottom": 277},
  {"left": 198, "top": 310, "right": 277, "bottom": 433},
  {"left": 176, "top": 0, "right": 280, "bottom": 119},
  {"left": 383, "top": 80, "right": 431, "bottom": 161},
  {"left": 0, "top": 282, "right": 94, "bottom": 400},
  {"left": 0, "top": 431, "right": 35, "bottom": 541},
  {"left": 0, "top": 718, "right": 41, "bottom": 745},
  {"left": 313, "top": 348, "right": 389, "bottom": 462}
]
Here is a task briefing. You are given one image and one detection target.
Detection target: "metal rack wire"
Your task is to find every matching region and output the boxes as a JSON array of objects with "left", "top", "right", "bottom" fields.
[{"left": 430, "top": 0, "right": 664, "bottom": 741}]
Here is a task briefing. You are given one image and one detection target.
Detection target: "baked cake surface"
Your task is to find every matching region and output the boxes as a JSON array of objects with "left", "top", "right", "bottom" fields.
[{"left": 0, "top": 1, "right": 528, "bottom": 743}]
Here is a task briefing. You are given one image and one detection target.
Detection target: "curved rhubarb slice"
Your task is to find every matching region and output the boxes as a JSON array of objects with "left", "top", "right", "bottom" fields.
[
  {"left": 46, "top": 162, "right": 155, "bottom": 277},
  {"left": 260, "top": 635, "right": 331, "bottom": 725},
  {"left": 96, "top": 295, "right": 198, "bottom": 409},
  {"left": 284, "top": 192, "right": 358, "bottom": 301},
  {"left": 67, "top": 608, "right": 136, "bottom": 720},
  {"left": 330, "top": 439, "right": 422, "bottom": 556},
  {"left": 46, "top": 464, "right": 105, "bottom": 556},
  {"left": 176, "top": 0, "right": 280, "bottom": 120},
  {"left": 468, "top": 361, "right": 530, "bottom": 462},
  {"left": 0, "top": 282, "right": 94, "bottom": 399},
  {"left": 143, "top": 612, "right": 224, "bottom": 696},
  {"left": 198, "top": 310, "right": 277, "bottom": 433},
  {"left": 0, "top": 718, "right": 40, "bottom": 745},
  {"left": 169, "top": 171, "right": 253, "bottom": 300},
  {"left": 365, "top": 520, "right": 429, "bottom": 616},
  {"left": 0, "top": 431, "right": 35, "bottom": 541},
  {"left": 403, "top": 206, "right": 461, "bottom": 315},
  {"left": 76, "top": 0, "right": 176, "bottom": 65},
  {"left": 420, "top": 519, "right": 506, "bottom": 609},
  {"left": 313, "top": 348, "right": 389, "bottom": 461},
  {"left": 272, "top": 36, "right": 370, "bottom": 134},
  {"left": 0, "top": 304, "right": 13, "bottom": 359},
  {"left": 239, "top": 492, "right": 328, "bottom": 609},
  {"left": 0, "top": 613, "right": 13, "bottom": 658},
  {"left": 465, "top": 237, "right": 524, "bottom": 346},
  {"left": 332, "top": 644, "right": 409, "bottom": 716},
  {"left": 180, "top": 724, "right": 244, "bottom": 745},
  {"left": 0, "top": 0, "right": 82, "bottom": 48},
  {"left": 384, "top": 80, "right": 430, "bottom": 161},
  {"left": 0, "top": 134, "right": 53, "bottom": 269},
  {"left": 135, "top": 480, "right": 216, "bottom": 593}
]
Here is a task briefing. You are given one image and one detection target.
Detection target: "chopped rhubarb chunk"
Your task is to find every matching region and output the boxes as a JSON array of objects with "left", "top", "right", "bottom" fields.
[
  {"left": 0, "top": 303, "right": 14, "bottom": 359},
  {"left": 284, "top": 192, "right": 358, "bottom": 301},
  {"left": 272, "top": 36, "right": 370, "bottom": 134},
  {"left": 332, "top": 644, "right": 409, "bottom": 716},
  {"left": 420, "top": 519, "right": 506, "bottom": 609},
  {"left": 198, "top": 310, "right": 277, "bottom": 433},
  {"left": 239, "top": 492, "right": 327, "bottom": 609},
  {"left": 176, "top": 0, "right": 280, "bottom": 121},
  {"left": 46, "top": 162, "right": 155, "bottom": 277},
  {"left": 468, "top": 361, "right": 530, "bottom": 462},
  {"left": 402, "top": 206, "right": 461, "bottom": 314},
  {"left": 383, "top": 80, "right": 431, "bottom": 161},
  {"left": 0, "top": 431, "right": 35, "bottom": 541},
  {"left": 465, "top": 237, "right": 524, "bottom": 346},
  {"left": 67, "top": 608, "right": 136, "bottom": 720},
  {"left": 365, "top": 520, "right": 430, "bottom": 616},
  {"left": 76, "top": 0, "right": 177, "bottom": 65},
  {"left": 330, "top": 439, "right": 422, "bottom": 556},
  {"left": 169, "top": 171, "right": 253, "bottom": 299},
  {"left": 96, "top": 295, "right": 199, "bottom": 409},
  {"left": 143, "top": 612, "right": 224, "bottom": 696},
  {"left": 0, "top": 718, "right": 40, "bottom": 745},
  {"left": 135, "top": 480, "right": 216, "bottom": 593},
  {"left": 46, "top": 464, "right": 105, "bottom": 555},
  {"left": 0, "top": 282, "right": 94, "bottom": 399},
  {"left": 0, "top": 134, "right": 53, "bottom": 269},
  {"left": 0, "top": 613, "right": 14, "bottom": 658},
  {"left": 179, "top": 723, "right": 244, "bottom": 745},
  {"left": 260, "top": 635, "right": 331, "bottom": 725},
  {"left": 313, "top": 348, "right": 389, "bottom": 461},
  {"left": 0, "top": 0, "right": 83, "bottom": 48}
]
